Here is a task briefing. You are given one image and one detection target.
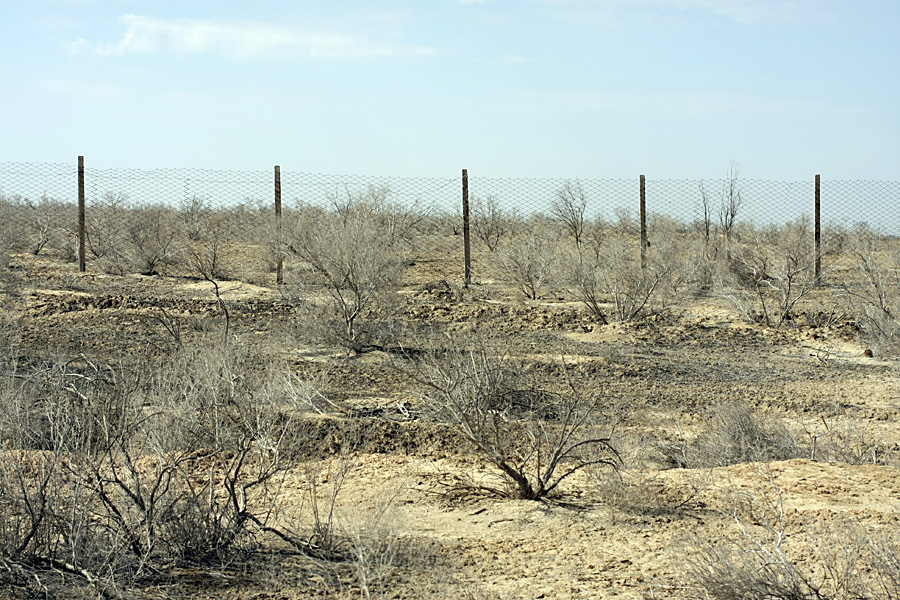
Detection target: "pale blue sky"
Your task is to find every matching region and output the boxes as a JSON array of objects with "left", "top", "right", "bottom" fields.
[{"left": 2, "top": 0, "right": 898, "bottom": 180}]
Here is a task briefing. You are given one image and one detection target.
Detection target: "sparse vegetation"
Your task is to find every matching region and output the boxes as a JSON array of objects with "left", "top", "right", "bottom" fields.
[
  {"left": 470, "top": 194, "right": 513, "bottom": 252},
  {"left": 667, "top": 400, "right": 803, "bottom": 469},
  {"left": 844, "top": 230, "right": 900, "bottom": 354},
  {"left": 571, "top": 231, "right": 679, "bottom": 323},
  {"left": 551, "top": 181, "right": 587, "bottom": 248},
  {"left": 497, "top": 223, "right": 561, "bottom": 300},
  {"left": 686, "top": 469, "right": 900, "bottom": 600},
  {"left": 1, "top": 170, "right": 899, "bottom": 599},
  {"left": 403, "top": 338, "right": 619, "bottom": 500},
  {"left": 726, "top": 218, "right": 820, "bottom": 327},
  {"left": 287, "top": 186, "right": 418, "bottom": 354}
]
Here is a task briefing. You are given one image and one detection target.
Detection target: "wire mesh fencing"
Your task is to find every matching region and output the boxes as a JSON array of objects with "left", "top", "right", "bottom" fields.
[
  {"left": 0, "top": 162, "right": 78, "bottom": 264},
  {"left": 1, "top": 160, "right": 898, "bottom": 291}
]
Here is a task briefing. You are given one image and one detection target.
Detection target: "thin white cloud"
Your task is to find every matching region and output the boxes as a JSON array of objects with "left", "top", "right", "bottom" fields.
[
  {"left": 79, "top": 14, "right": 438, "bottom": 59},
  {"left": 458, "top": 0, "right": 489, "bottom": 4}
]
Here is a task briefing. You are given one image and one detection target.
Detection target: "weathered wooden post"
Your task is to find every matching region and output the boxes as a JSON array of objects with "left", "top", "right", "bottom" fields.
[
  {"left": 462, "top": 168, "right": 471, "bottom": 287},
  {"left": 78, "top": 155, "right": 86, "bottom": 272},
  {"left": 275, "top": 165, "right": 283, "bottom": 285},
  {"left": 640, "top": 174, "right": 648, "bottom": 270},
  {"left": 814, "top": 173, "right": 821, "bottom": 283}
]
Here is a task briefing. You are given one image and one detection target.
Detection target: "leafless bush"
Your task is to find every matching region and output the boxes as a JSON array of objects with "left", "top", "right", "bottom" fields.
[
  {"left": 470, "top": 194, "right": 513, "bottom": 252},
  {"left": 22, "top": 195, "right": 71, "bottom": 257},
  {"left": 667, "top": 401, "right": 802, "bottom": 469},
  {"left": 289, "top": 459, "right": 351, "bottom": 560},
  {"left": 571, "top": 233, "right": 679, "bottom": 324},
  {"left": 87, "top": 191, "right": 130, "bottom": 272},
  {"left": 89, "top": 197, "right": 185, "bottom": 276},
  {"left": 180, "top": 195, "right": 209, "bottom": 241},
  {"left": 0, "top": 193, "right": 74, "bottom": 265},
  {"left": 347, "top": 493, "right": 408, "bottom": 599},
  {"left": 613, "top": 207, "right": 638, "bottom": 236},
  {"left": 686, "top": 471, "right": 900, "bottom": 600},
  {"left": 497, "top": 227, "right": 561, "bottom": 299},
  {"left": 128, "top": 204, "right": 184, "bottom": 275},
  {"left": 596, "top": 466, "right": 711, "bottom": 521},
  {"left": 0, "top": 195, "right": 18, "bottom": 268},
  {"left": 724, "top": 219, "right": 819, "bottom": 327},
  {"left": 226, "top": 197, "right": 271, "bottom": 238},
  {"left": 403, "top": 337, "right": 618, "bottom": 500},
  {"left": 188, "top": 213, "right": 238, "bottom": 281},
  {"left": 288, "top": 186, "right": 417, "bottom": 354},
  {"left": 699, "top": 162, "right": 743, "bottom": 247},
  {"left": 0, "top": 357, "right": 152, "bottom": 592},
  {"left": 0, "top": 337, "right": 305, "bottom": 594},
  {"left": 550, "top": 181, "right": 587, "bottom": 248},
  {"left": 844, "top": 232, "right": 900, "bottom": 355},
  {"left": 687, "top": 476, "right": 824, "bottom": 600},
  {"left": 805, "top": 414, "right": 900, "bottom": 466}
]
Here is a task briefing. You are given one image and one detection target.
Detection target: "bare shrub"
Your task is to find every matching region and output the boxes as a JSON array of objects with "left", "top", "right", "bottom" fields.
[
  {"left": 90, "top": 198, "right": 184, "bottom": 276},
  {"left": 687, "top": 475, "right": 823, "bottom": 600},
  {"left": 346, "top": 493, "right": 407, "bottom": 599},
  {"left": 294, "top": 459, "right": 351, "bottom": 560},
  {"left": 686, "top": 470, "right": 900, "bottom": 600},
  {"left": 668, "top": 401, "right": 802, "bottom": 469},
  {"left": 597, "top": 466, "right": 711, "bottom": 521},
  {"left": 403, "top": 337, "right": 618, "bottom": 500},
  {"left": 497, "top": 226, "right": 561, "bottom": 299},
  {"left": 805, "top": 414, "right": 900, "bottom": 466},
  {"left": 0, "top": 358, "right": 153, "bottom": 591},
  {"left": 137, "top": 339, "right": 300, "bottom": 556},
  {"left": 0, "top": 193, "right": 74, "bottom": 265},
  {"left": 844, "top": 232, "right": 900, "bottom": 355},
  {"left": 0, "top": 337, "right": 304, "bottom": 594},
  {"left": 699, "top": 162, "right": 743, "bottom": 247},
  {"left": 470, "top": 194, "right": 512, "bottom": 252},
  {"left": 550, "top": 181, "right": 587, "bottom": 248},
  {"left": 128, "top": 204, "right": 183, "bottom": 275},
  {"left": 288, "top": 186, "right": 417, "bottom": 354},
  {"left": 187, "top": 213, "right": 237, "bottom": 281},
  {"left": 571, "top": 233, "right": 679, "bottom": 324},
  {"left": 19, "top": 195, "right": 72, "bottom": 257},
  {"left": 724, "top": 219, "right": 819, "bottom": 327},
  {"left": 0, "top": 194, "right": 19, "bottom": 268},
  {"left": 87, "top": 191, "right": 131, "bottom": 274},
  {"left": 613, "top": 207, "right": 638, "bottom": 236},
  {"left": 180, "top": 195, "right": 209, "bottom": 241}
]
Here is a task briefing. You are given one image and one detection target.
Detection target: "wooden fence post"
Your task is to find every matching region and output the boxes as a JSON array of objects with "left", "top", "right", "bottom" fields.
[
  {"left": 814, "top": 173, "right": 821, "bottom": 283},
  {"left": 462, "top": 168, "right": 471, "bottom": 288},
  {"left": 78, "top": 156, "right": 86, "bottom": 273},
  {"left": 640, "top": 174, "right": 648, "bottom": 269},
  {"left": 275, "top": 165, "right": 283, "bottom": 285}
]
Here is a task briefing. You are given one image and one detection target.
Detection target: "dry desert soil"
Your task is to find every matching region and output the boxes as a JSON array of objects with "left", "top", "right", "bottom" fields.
[{"left": 1, "top": 249, "right": 898, "bottom": 600}]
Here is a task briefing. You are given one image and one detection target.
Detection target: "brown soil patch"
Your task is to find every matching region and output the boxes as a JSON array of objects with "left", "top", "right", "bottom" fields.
[{"left": 2, "top": 250, "right": 898, "bottom": 599}]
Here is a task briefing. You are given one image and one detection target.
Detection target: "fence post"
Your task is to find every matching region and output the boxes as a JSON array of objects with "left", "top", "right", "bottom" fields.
[
  {"left": 78, "top": 156, "right": 86, "bottom": 273},
  {"left": 462, "top": 168, "right": 471, "bottom": 288},
  {"left": 639, "top": 174, "right": 647, "bottom": 269},
  {"left": 274, "top": 165, "right": 283, "bottom": 285},
  {"left": 814, "top": 173, "right": 821, "bottom": 283}
]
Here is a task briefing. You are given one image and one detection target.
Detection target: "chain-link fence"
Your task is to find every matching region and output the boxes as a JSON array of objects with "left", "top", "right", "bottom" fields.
[
  {"left": 468, "top": 176, "right": 899, "bottom": 231},
  {"left": 1, "top": 160, "right": 898, "bottom": 287}
]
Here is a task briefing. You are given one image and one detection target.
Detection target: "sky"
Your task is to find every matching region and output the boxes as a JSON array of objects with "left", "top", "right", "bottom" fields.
[{"left": 1, "top": 0, "right": 899, "bottom": 181}]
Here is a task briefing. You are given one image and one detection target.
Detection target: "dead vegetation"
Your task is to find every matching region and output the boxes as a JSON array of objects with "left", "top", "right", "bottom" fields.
[{"left": 0, "top": 191, "right": 899, "bottom": 599}]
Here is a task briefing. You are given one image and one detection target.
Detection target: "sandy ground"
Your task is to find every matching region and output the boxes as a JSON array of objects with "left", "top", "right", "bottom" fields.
[{"left": 2, "top": 251, "right": 899, "bottom": 599}]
